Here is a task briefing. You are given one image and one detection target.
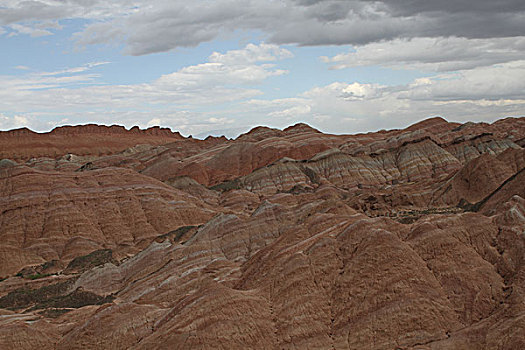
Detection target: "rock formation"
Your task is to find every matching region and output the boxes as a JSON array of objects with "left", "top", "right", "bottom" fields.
[
  {"left": 0, "top": 117, "right": 524, "bottom": 349},
  {"left": 0, "top": 125, "right": 184, "bottom": 162}
]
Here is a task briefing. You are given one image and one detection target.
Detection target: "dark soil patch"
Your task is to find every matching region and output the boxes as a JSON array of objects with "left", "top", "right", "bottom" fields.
[
  {"left": 64, "top": 249, "right": 118, "bottom": 274},
  {"left": 0, "top": 279, "right": 74, "bottom": 310},
  {"left": 157, "top": 225, "right": 200, "bottom": 244},
  {"left": 28, "top": 289, "right": 114, "bottom": 311},
  {"left": 37, "top": 308, "right": 73, "bottom": 318},
  {"left": 0, "top": 278, "right": 114, "bottom": 312},
  {"left": 209, "top": 178, "right": 241, "bottom": 192}
]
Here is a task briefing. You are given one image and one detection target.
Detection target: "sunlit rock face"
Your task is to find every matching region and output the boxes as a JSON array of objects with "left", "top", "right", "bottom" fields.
[{"left": 1, "top": 117, "right": 524, "bottom": 349}]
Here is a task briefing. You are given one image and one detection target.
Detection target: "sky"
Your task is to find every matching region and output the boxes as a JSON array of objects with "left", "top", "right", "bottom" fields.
[{"left": 0, "top": 0, "right": 524, "bottom": 138}]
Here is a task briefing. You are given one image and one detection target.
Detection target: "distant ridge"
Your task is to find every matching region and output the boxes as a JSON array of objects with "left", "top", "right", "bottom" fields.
[
  {"left": 2, "top": 117, "right": 524, "bottom": 162},
  {"left": 0, "top": 124, "right": 184, "bottom": 161},
  {"left": 1, "top": 124, "right": 183, "bottom": 138}
]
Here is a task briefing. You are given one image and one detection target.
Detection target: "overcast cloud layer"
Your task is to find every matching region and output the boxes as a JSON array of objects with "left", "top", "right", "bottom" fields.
[
  {"left": 0, "top": 0, "right": 524, "bottom": 136},
  {"left": 2, "top": 0, "right": 525, "bottom": 54}
]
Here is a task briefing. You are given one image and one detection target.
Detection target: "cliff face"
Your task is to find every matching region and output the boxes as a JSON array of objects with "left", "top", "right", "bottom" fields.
[{"left": 0, "top": 117, "right": 524, "bottom": 350}]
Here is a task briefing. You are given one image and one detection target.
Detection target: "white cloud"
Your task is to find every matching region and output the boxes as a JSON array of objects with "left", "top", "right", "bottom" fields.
[
  {"left": 156, "top": 63, "right": 284, "bottom": 88},
  {"left": 155, "top": 43, "right": 290, "bottom": 88},
  {"left": 242, "top": 62, "right": 525, "bottom": 133},
  {"left": 399, "top": 61, "right": 525, "bottom": 101},
  {"left": 9, "top": 23, "right": 53, "bottom": 37},
  {"left": 37, "top": 62, "right": 110, "bottom": 77},
  {"left": 0, "top": 43, "right": 292, "bottom": 135},
  {"left": 74, "top": 20, "right": 125, "bottom": 48},
  {"left": 268, "top": 104, "right": 311, "bottom": 119},
  {"left": 323, "top": 36, "right": 525, "bottom": 71},
  {"left": 209, "top": 43, "right": 293, "bottom": 65},
  {"left": 146, "top": 118, "right": 161, "bottom": 127},
  {"left": 0, "top": 113, "right": 31, "bottom": 130},
  {"left": 208, "top": 117, "right": 233, "bottom": 124},
  {"left": 35, "top": 20, "right": 62, "bottom": 30},
  {"left": 0, "top": 43, "right": 287, "bottom": 110}
]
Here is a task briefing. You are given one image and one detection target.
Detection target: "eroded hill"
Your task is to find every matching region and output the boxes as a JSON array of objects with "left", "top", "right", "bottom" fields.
[{"left": 0, "top": 117, "right": 524, "bottom": 349}]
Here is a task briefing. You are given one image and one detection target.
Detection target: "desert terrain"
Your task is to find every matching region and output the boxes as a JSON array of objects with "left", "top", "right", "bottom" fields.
[{"left": 0, "top": 117, "right": 524, "bottom": 349}]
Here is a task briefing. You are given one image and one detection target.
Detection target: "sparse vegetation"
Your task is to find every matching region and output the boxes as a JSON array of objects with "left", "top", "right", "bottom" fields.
[
  {"left": 158, "top": 225, "right": 200, "bottom": 243},
  {"left": 40, "top": 260, "right": 60, "bottom": 271},
  {"left": 26, "top": 273, "right": 52, "bottom": 280},
  {"left": 209, "top": 178, "right": 241, "bottom": 192},
  {"left": 0, "top": 278, "right": 114, "bottom": 312},
  {"left": 28, "top": 289, "right": 115, "bottom": 311},
  {"left": 64, "top": 249, "right": 117, "bottom": 274},
  {"left": 0, "top": 279, "right": 75, "bottom": 310},
  {"left": 283, "top": 184, "right": 313, "bottom": 194},
  {"left": 38, "top": 308, "right": 72, "bottom": 318},
  {"left": 300, "top": 165, "right": 320, "bottom": 185},
  {"left": 392, "top": 207, "right": 464, "bottom": 224},
  {"left": 75, "top": 161, "right": 95, "bottom": 172}
]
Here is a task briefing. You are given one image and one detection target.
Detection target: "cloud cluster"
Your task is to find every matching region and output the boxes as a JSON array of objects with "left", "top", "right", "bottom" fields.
[
  {"left": 0, "top": 113, "right": 30, "bottom": 130},
  {"left": 242, "top": 61, "right": 525, "bottom": 133},
  {"left": 323, "top": 37, "right": 525, "bottom": 72},
  {"left": 156, "top": 44, "right": 292, "bottom": 89},
  {"left": 2, "top": 0, "right": 524, "bottom": 54},
  {"left": 0, "top": 43, "right": 292, "bottom": 134},
  {"left": 1, "top": 40, "right": 524, "bottom": 136},
  {"left": 1, "top": 0, "right": 524, "bottom": 136}
]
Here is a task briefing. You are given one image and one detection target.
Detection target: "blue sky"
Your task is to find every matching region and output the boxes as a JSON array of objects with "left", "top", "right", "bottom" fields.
[{"left": 1, "top": 1, "right": 524, "bottom": 137}]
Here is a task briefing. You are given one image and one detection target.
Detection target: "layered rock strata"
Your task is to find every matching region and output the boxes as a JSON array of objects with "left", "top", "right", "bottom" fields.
[{"left": 0, "top": 117, "right": 524, "bottom": 349}]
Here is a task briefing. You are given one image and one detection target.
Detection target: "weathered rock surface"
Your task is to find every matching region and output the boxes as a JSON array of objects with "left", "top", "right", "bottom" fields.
[{"left": 0, "top": 117, "right": 524, "bottom": 349}]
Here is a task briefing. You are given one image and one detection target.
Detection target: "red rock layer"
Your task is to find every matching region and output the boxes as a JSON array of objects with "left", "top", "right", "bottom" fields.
[{"left": 0, "top": 125, "right": 184, "bottom": 161}]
